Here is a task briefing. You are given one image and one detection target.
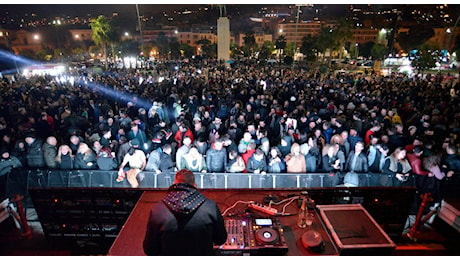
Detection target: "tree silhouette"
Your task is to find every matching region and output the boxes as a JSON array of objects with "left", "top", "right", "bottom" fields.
[
  {"left": 89, "top": 15, "right": 114, "bottom": 69},
  {"left": 397, "top": 27, "right": 434, "bottom": 53}
]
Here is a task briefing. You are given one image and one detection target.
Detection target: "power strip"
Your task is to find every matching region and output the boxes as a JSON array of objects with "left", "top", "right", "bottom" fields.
[{"left": 248, "top": 202, "right": 278, "bottom": 216}]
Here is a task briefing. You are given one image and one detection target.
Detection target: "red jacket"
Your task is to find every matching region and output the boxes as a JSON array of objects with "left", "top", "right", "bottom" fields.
[
  {"left": 241, "top": 149, "right": 256, "bottom": 173},
  {"left": 406, "top": 153, "right": 429, "bottom": 176},
  {"left": 174, "top": 129, "right": 194, "bottom": 148}
]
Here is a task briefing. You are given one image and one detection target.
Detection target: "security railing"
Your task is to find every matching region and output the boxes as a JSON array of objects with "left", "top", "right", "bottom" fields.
[{"left": 3, "top": 168, "right": 416, "bottom": 193}]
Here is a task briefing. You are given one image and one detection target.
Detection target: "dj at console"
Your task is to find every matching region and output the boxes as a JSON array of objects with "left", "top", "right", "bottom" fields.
[{"left": 214, "top": 194, "right": 330, "bottom": 256}]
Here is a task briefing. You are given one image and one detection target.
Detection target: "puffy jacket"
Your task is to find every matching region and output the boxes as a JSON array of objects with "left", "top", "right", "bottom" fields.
[
  {"left": 206, "top": 145, "right": 227, "bottom": 173},
  {"left": 74, "top": 152, "right": 97, "bottom": 170},
  {"left": 43, "top": 142, "right": 58, "bottom": 168},
  {"left": 96, "top": 156, "right": 118, "bottom": 170},
  {"left": 444, "top": 154, "right": 460, "bottom": 173},
  {"left": 246, "top": 154, "right": 268, "bottom": 173},
  {"left": 26, "top": 139, "right": 45, "bottom": 168}
]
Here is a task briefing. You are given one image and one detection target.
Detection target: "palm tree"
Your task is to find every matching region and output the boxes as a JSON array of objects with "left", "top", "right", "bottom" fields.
[
  {"left": 275, "top": 35, "right": 287, "bottom": 61},
  {"left": 89, "top": 15, "right": 113, "bottom": 70},
  {"left": 331, "top": 19, "right": 353, "bottom": 61},
  {"left": 243, "top": 31, "right": 257, "bottom": 57},
  {"left": 371, "top": 43, "right": 389, "bottom": 74}
]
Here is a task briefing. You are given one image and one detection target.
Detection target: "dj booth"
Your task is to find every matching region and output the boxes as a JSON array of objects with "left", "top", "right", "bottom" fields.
[{"left": 106, "top": 187, "right": 414, "bottom": 256}]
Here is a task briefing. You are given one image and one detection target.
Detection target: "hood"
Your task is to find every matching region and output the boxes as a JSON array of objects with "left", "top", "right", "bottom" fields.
[
  {"left": 290, "top": 142, "right": 300, "bottom": 154},
  {"left": 162, "top": 183, "right": 206, "bottom": 215}
]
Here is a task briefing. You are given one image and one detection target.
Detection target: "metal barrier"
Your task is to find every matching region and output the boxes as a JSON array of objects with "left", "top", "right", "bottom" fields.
[{"left": 4, "top": 168, "right": 416, "bottom": 192}]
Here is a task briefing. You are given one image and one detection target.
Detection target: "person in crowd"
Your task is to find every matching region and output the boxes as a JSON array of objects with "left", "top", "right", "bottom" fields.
[
  {"left": 364, "top": 123, "right": 382, "bottom": 146},
  {"left": 423, "top": 151, "right": 446, "bottom": 203},
  {"left": 238, "top": 132, "right": 255, "bottom": 154},
  {"left": 55, "top": 144, "right": 74, "bottom": 170},
  {"left": 367, "top": 135, "right": 381, "bottom": 172},
  {"left": 117, "top": 137, "right": 133, "bottom": 166},
  {"left": 69, "top": 134, "right": 83, "bottom": 155},
  {"left": 381, "top": 147, "right": 412, "bottom": 187},
  {"left": 0, "top": 147, "right": 23, "bottom": 177},
  {"left": 24, "top": 133, "right": 46, "bottom": 168},
  {"left": 267, "top": 146, "right": 286, "bottom": 173},
  {"left": 74, "top": 142, "right": 97, "bottom": 170},
  {"left": 193, "top": 133, "right": 209, "bottom": 156},
  {"left": 345, "top": 141, "right": 368, "bottom": 173},
  {"left": 246, "top": 148, "right": 268, "bottom": 174},
  {"left": 145, "top": 144, "right": 163, "bottom": 174},
  {"left": 257, "top": 128, "right": 271, "bottom": 156},
  {"left": 277, "top": 135, "right": 292, "bottom": 158},
  {"left": 154, "top": 143, "right": 175, "bottom": 187},
  {"left": 442, "top": 143, "right": 460, "bottom": 198},
  {"left": 11, "top": 140, "right": 27, "bottom": 167},
  {"left": 181, "top": 146, "right": 207, "bottom": 173},
  {"left": 100, "top": 129, "right": 112, "bottom": 148},
  {"left": 407, "top": 145, "right": 430, "bottom": 194},
  {"left": 285, "top": 142, "right": 306, "bottom": 173},
  {"left": 175, "top": 136, "right": 192, "bottom": 170},
  {"left": 96, "top": 146, "right": 118, "bottom": 171},
  {"left": 143, "top": 169, "right": 227, "bottom": 256},
  {"left": 126, "top": 121, "right": 149, "bottom": 154},
  {"left": 0, "top": 133, "right": 14, "bottom": 153},
  {"left": 388, "top": 123, "right": 408, "bottom": 151},
  {"left": 91, "top": 140, "right": 102, "bottom": 155},
  {"left": 35, "top": 111, "right": 55, "bottom": 140},
  {"left": 174, "top": 122, "right": 195, "bottom": 149},
  {"left": 303, "top": 135, "right": 321, "bottom": 172},
  {"left": 322, "top": 144, "right": 345, "bottom": 174},
  {"left": 208, "top": 116, "right": 225, "bottom": 144},
  {"left": 43, "top": 136, "right": 58, "bottom": 169},
  {"left": 376, "top": 144, "right": 391, "bottom": 173},
  {"left": 206, "top": 138, "right": 227, "bottom": 173},
  {"left": 226, "top": 150, "right": 246, "bottom": 173},
  {"left": 339, "top": 130, "right": 351, "bottom": 158},
  {"left": 322, "top": 143, "right": 345, "bottom": 186},
  {"left": 221, "top": 134, "right": 238, "bottom": 155},
  {"left": 116, "top": 139, "right": 147, "bottom": 188},
  {"left": 343, "top": 141, "right": 368, "bottom": 187},
  {"left": 347, "top": 127, "right": 363, "bottom": 152}
]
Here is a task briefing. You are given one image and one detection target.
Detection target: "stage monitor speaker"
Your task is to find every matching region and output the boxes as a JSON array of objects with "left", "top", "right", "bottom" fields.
[
  {"left": 29, "top": 188, "right": 143, "bottom": 239},
  {"left": 305, "top": 187, "right": 416, "bottom": 243},
  {"left": 318, "top": 204, "right": 396, "bottom": 256}
]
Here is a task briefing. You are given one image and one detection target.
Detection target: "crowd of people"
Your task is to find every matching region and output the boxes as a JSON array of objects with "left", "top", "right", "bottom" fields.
[{"left": 1, "top": 59, "right": 460, "bottom": 203}]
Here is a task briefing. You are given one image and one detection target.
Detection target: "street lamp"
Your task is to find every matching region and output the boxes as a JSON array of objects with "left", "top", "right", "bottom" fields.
[{"left": 355, "top": 43, "right": 359, "bottom": 59}]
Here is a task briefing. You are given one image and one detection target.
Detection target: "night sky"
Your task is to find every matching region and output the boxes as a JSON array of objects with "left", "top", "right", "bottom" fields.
[{"left": 0, "top": 3, "right": 355, "bottom": 18}]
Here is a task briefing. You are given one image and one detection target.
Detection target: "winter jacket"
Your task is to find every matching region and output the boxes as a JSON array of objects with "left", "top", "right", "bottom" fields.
[
  {"left": 0, "top": 156, "right": 23, "bottom": 177},
  {"left": 143, "top": 183, "right": 227, "bottom": 255},
  {"left": 246, "top": 154, "right": 268, "bottom": 173},
  {"left": 206, "top": 145, "right": 227, "bottom": 173},
  {"left": 444, "top": 154, "right": 460, "bottom": 174},
  {"left": 345, "top": 151, "right": 369, "bottom": 173},
  {"left": 58, "top": 153, "right": 74, "bottom": 170},
  {"left": 43, "top": 142, "right": 58, "bottom": 168},
  {"left": 96, "top": 156, "right": 118, "bottom": 170},
  {"left": 268, "top": 157, "right": 286, "bottom": 173},
  {"left": 74, "top": 151, "right": 97, "bottom": 170},
  {"left": 285, "top": 143, "right": 306, "bottom": 173},
  {"left": 26, "top": 139, "right": 45, "bottom": 168}
]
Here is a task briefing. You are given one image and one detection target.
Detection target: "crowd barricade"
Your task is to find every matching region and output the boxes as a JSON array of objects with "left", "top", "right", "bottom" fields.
[{"left": 3, "top": 168, "right": 416, "bottom": 196}]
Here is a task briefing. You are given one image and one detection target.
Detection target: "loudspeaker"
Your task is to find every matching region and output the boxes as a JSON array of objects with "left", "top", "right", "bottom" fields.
[{"left": 318, "top": 204, "right": 396, "bottom": 256}]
